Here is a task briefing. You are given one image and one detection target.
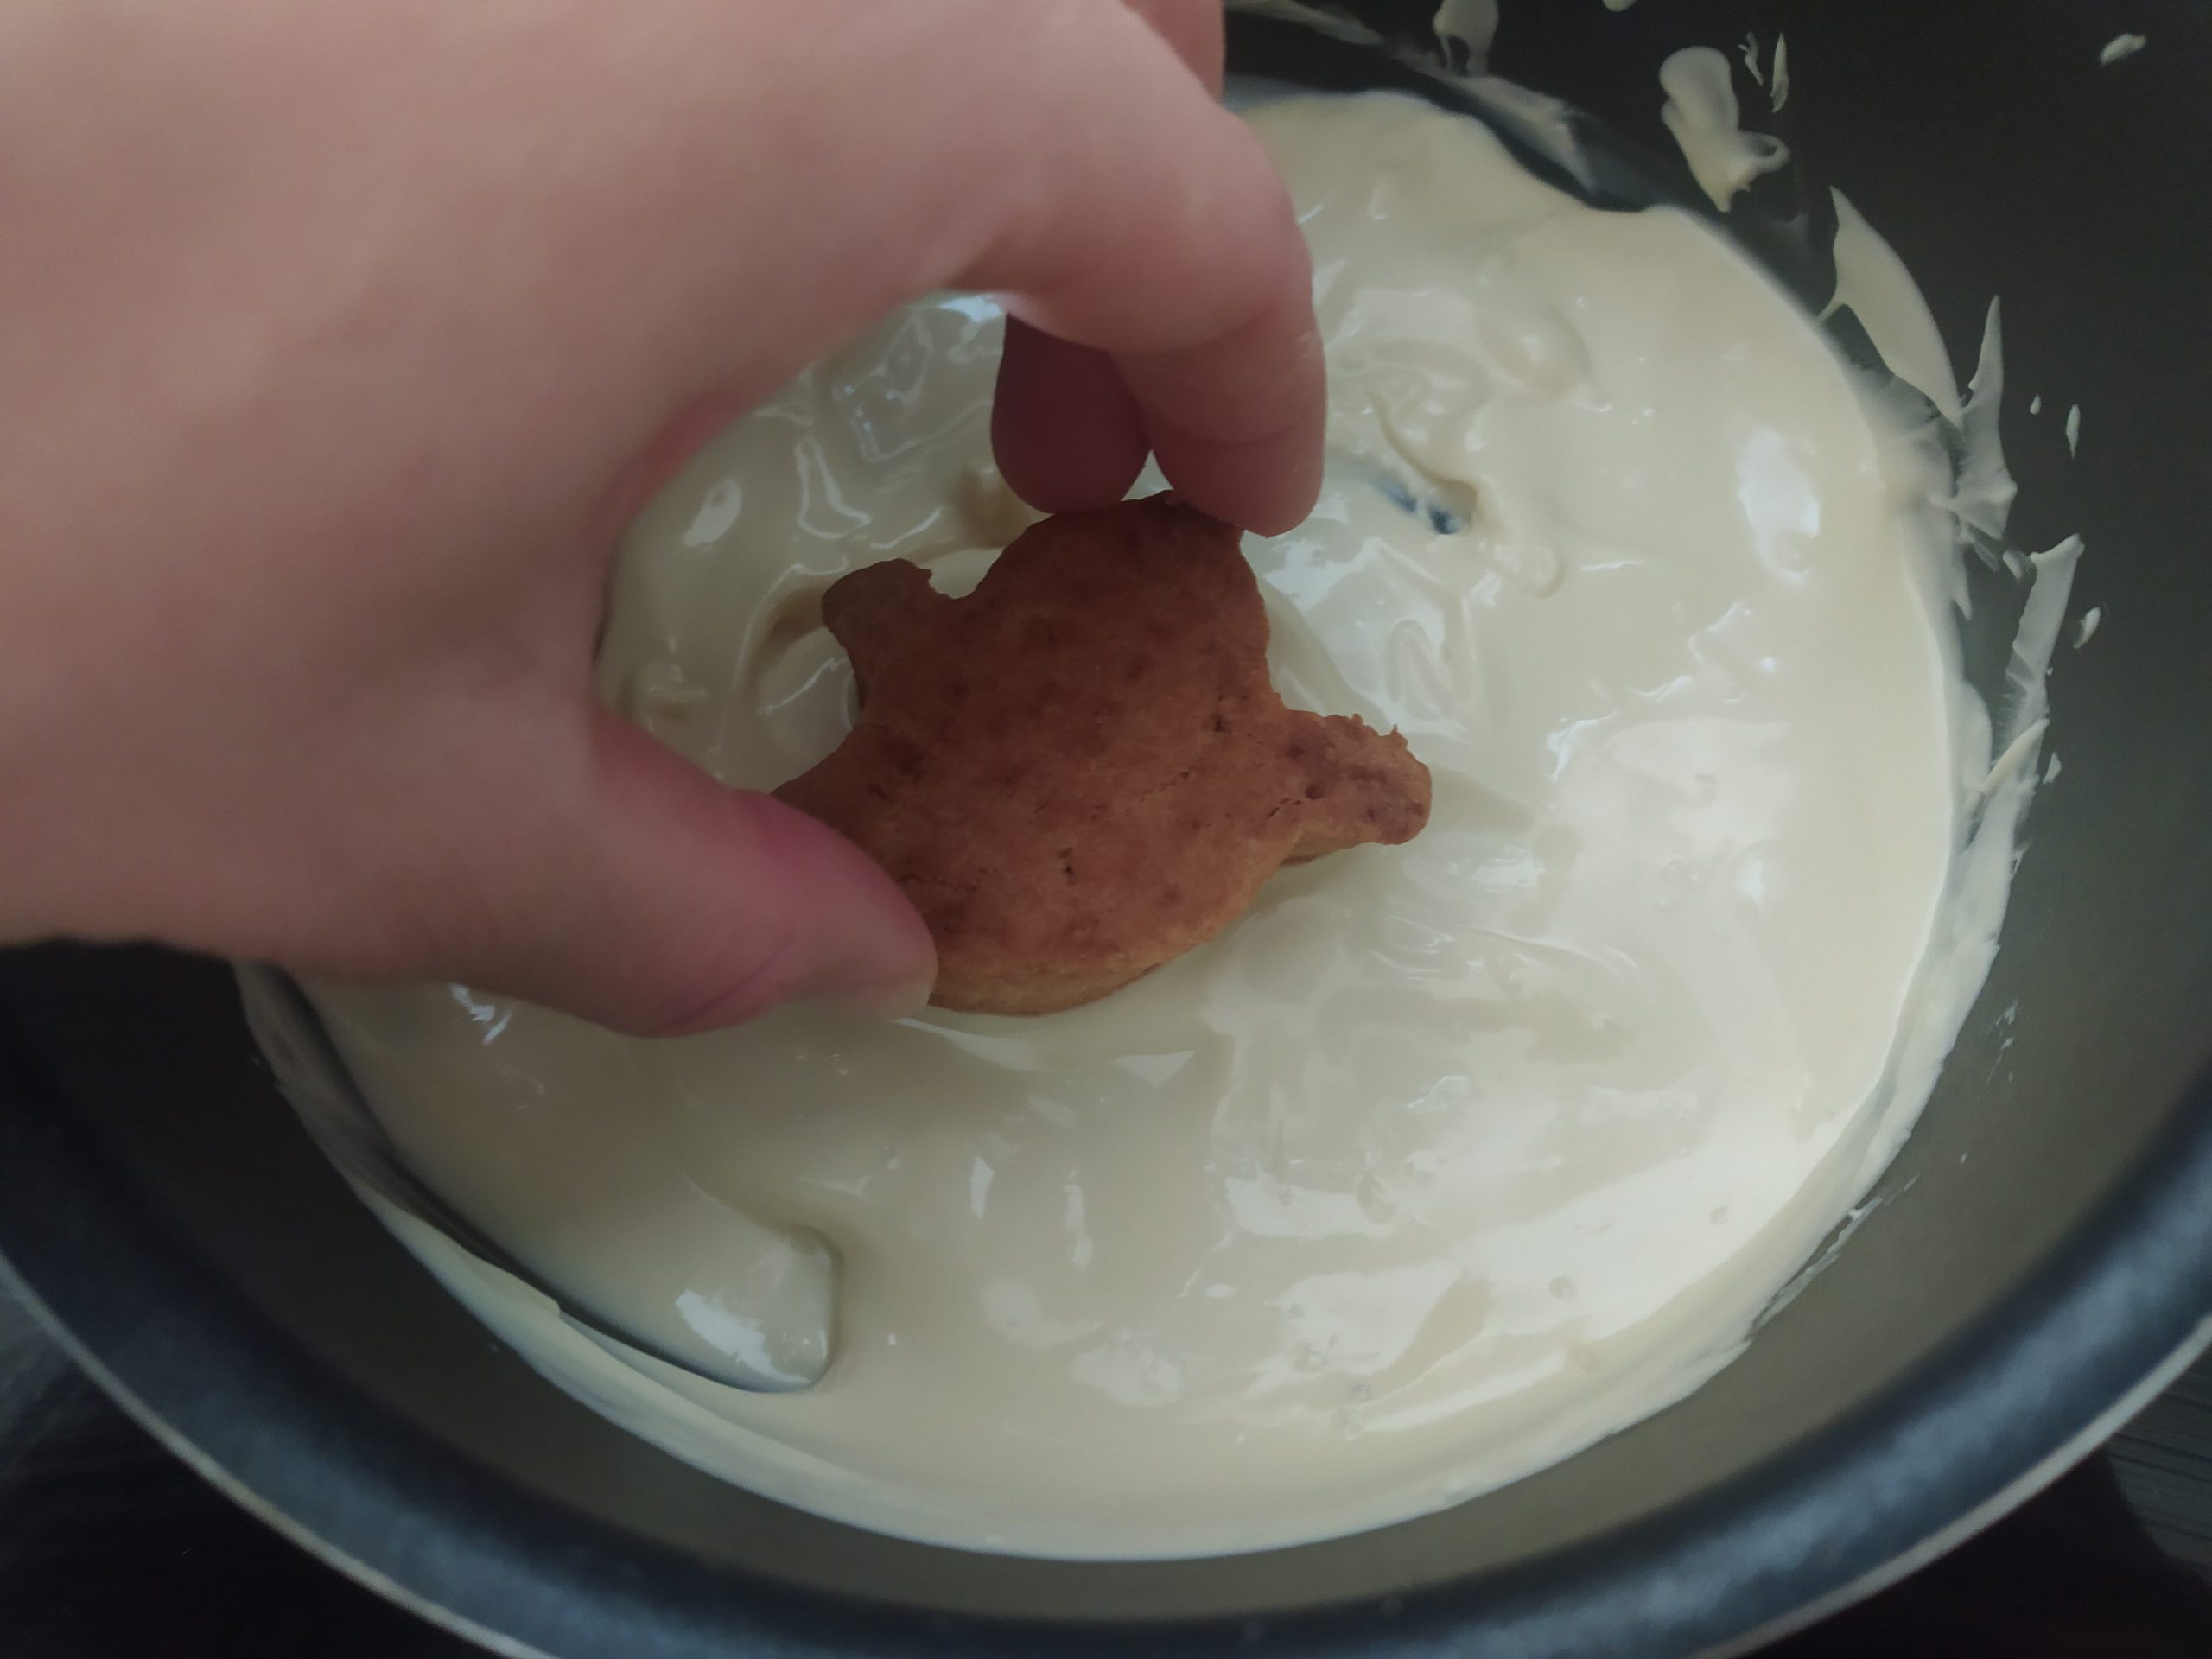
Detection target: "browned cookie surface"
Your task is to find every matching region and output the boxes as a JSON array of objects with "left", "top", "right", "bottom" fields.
[{"left": 775, "top": 494, "right": 1431, "bottom": 1014}]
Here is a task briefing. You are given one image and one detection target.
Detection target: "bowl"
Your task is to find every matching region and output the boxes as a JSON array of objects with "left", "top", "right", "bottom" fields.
[{"left": 3, "top": 2, "right": 2211, "bottom": 1654}]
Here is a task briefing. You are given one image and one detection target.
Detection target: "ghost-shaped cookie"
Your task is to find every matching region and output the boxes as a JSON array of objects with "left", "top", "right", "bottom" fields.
[{"left": 775, "top": 494, "right": 1432, "bottom": 1015}]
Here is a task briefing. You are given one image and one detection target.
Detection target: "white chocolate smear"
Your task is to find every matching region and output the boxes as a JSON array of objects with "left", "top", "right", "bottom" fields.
[{"left": 1660, "top": 47, "right": 1791, "bottom": 212}]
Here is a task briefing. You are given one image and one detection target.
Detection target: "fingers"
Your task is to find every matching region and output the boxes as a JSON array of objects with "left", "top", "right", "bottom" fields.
[
  {"left": 397, "top": 0, "right": 1315, "bottom": 1027},
  {"left": 452, "top": 711, "right": 936, "bottom": 1036},
  {"left": 1119, "top": 0, "right": 1224, "bottom": 92},
  {"left": 967, "top": 5, "right": 1325, "bottom": 533},
  {"left": 984, "top": 0, "right": 1230, "bottom": 519},
  {"left": 1110, "top": 290, "right": 1329, "bottom": 537},
  {"left": 990, "top": 321, "right": 1148, "bottom": 515},
  {"left": 546, "top": 1, "right": 1319, "bottom": 537}
]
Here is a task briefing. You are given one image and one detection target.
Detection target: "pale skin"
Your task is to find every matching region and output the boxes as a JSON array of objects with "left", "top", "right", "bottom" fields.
[{"left": 0, "top": 0, "right": 1325, "bottom": 1033}]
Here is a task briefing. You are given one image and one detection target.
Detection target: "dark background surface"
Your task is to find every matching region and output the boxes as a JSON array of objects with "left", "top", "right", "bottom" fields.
[{"left": 3, "top": 1283, "right": 2209, "bottom": 1658}]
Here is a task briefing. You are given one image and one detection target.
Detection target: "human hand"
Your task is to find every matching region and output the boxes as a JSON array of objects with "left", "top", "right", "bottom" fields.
[{"left": 0, "top": 0, "right": 1324, "bottom": 1032}]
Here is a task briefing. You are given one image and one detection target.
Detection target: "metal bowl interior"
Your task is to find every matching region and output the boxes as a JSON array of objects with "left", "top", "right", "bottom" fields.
[{"left": 3, "top": 2, "right": 2211, "bottom": 1656}]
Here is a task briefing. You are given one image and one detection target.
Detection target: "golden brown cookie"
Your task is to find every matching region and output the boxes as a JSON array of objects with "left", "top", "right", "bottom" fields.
[{"left": 775, "top": 494, "right": 1432, "bottom": 1014}]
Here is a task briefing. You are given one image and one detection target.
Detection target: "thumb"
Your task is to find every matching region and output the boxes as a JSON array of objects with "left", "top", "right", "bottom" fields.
[{"left": 454, "top": 710, "right": 935, "bottom": 1036}]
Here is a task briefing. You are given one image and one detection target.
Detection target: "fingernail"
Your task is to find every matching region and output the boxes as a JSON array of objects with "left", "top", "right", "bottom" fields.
[{"left": 827, "top": 969, "right": 936, "bottom": 1021}]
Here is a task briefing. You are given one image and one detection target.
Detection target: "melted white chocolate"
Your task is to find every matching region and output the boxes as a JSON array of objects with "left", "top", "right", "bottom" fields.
[{"left": 290, "top": 92, "right": 2021, "bottom": 1557}]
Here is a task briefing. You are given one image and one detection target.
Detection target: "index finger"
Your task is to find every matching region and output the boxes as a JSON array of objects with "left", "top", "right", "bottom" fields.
[{"left": 968, "top": 4, "right": 1324, "bottom": 533}]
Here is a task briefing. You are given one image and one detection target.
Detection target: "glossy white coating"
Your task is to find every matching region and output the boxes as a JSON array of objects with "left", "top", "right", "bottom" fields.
[{"left": 282, "top": 90, "right": 2069, "bottom": 1558}]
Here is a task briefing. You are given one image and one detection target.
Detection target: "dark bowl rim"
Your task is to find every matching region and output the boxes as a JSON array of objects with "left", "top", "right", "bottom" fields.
[{"left": 2, "top": 996, "right": 2209, "bottom": 1659}]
